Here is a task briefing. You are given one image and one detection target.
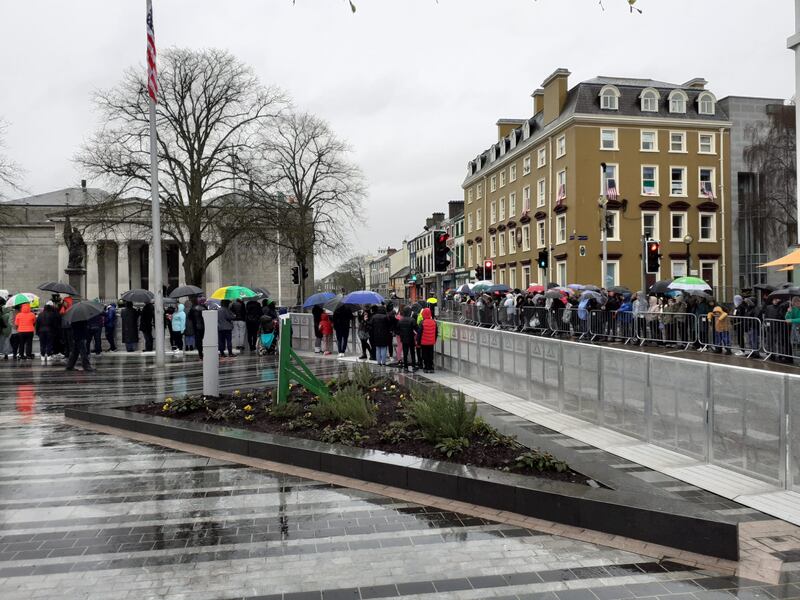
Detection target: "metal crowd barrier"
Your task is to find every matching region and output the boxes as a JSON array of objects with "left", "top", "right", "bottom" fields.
[
  {"left": 552, "top": 307, "right": 589, "bottom": 339},
  {"left": 762, "top": 318, "right": 796, "bottom": 362},
  {"left": 635, "top": 311, "right": 698, "bottom": 350},
  {"left": 496, "top": 306, "right": 518, "bottom": 330},
  {"left": 520, "top": 306, "right": 551, "bottom": 335},
  {"left": 588, "top": 309, "right": 636, "bottom": 344},
  {"left": 699, "top": 315, "right": 762, "bottom": 357}
]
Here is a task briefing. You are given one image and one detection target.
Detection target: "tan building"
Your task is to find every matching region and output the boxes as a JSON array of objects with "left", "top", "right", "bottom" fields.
[{"left": 462, "top": 69, "right": 733, "bottom": 297}]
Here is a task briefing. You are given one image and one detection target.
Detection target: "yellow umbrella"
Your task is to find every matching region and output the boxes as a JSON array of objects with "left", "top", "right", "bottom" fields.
[{"left": 759, "top": 247, "right": 800, "bottom": 268}]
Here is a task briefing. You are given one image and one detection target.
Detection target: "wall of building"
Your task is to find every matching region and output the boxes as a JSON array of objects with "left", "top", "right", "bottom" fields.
[{"left": 0, "top": 226, "right": 59, "bottom": 293}]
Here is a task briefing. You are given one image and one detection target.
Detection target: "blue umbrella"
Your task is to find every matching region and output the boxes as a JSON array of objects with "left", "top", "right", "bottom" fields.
[
  {"left": 487, "top": 284, "right": 511, "bottom": 294},
  {"left": 303, "top": 291, "right": 336, "bottom": 308},
  {"left": 342, "top": 290, "right": 385, "bottom": 305}
]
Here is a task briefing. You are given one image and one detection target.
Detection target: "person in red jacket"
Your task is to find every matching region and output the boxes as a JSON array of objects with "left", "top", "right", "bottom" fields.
[
  {"left": 15, "top": 304, "right": 36, "bottom": 360},
  {"left": 318, "top": 312, "right": 334, "bottom": 355},
  {"left": 418, "top": 307, "right": 437, "bottom": 373}
]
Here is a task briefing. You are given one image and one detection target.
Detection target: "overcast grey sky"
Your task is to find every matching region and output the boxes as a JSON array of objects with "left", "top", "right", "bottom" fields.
[{"left": 0, "top": 0, "right": 795, "bottom": 275}]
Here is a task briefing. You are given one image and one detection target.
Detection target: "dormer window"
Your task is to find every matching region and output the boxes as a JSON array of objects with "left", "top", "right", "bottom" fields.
[
  {"left": 698, "top": 92, "right": 716, "bottom": 115},
  {"left": 490, "top": 147, "right": 497, "bottom": 162},
  {"left": 523, "top": 121, "right": 530, "bottom": 139},
  {"left": 640, "top": 88, "right": 660, "bottom": 112},
  {"left": 599, "top": 85, "right": 620, "bottom": 110},
  {"left": 509, "top": 132, "right": 516, "bottom": 150},
  {"left": 669, "top": 90, "right": 688, "bottom": 114}
]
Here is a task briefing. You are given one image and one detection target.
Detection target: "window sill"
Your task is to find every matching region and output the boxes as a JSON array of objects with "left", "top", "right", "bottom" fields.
[
  {"left": 640, "top": 148, "right": 659, "bottom": 153},
  {"left": 641, "top": 192, "right": 660, "bottom": 197},
  {"left": 698, "top": 151, "right": 717, "bottom": 155},
  {"left": 600, "top": 147, "right": 619, "bottom": 152},
  {"left": 668, "top": 150, "right": 688, "bottom": 154},
  {"left": 669, "top": 194, "right": 688, "bottom": 199},
  {"left": 669, "top": 238, "right": 687, "bottom": 243},
  {"left": 698, "top": 239, "right": 717, "bottom": 243}
]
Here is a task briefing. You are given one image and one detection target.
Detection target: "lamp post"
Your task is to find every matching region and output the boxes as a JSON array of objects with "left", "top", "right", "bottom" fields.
[{"left": 683, "top": 234, "right": 694, "bottom": 276}]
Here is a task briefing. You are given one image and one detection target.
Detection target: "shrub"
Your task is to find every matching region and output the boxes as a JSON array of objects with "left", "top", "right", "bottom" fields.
[
  {"left": 472, "top": 417, "right": 520, "bottom": 449},
  {"left": 160, "top": 395, "right": 207, "bottom": 415},
  {"left": 408, "top": 386, "right": 477, "bottom": 444},
  {"left": 312, "top": 384, "right": 376, "bottom": 427},
  {"left": 511, "top": 450, "right": 569, "bottom": 473},
  {"left": 378, "top": 421, "right": 413, "bottom": 445},
  {"left": 269, "top": 401, "right": 302, "bottom": 420},
  {"left": 350, "top": 362, "right": 375, "bottom": 390},
  {"left": 320, "top": 421, "right": 368, "bottom": 446},
  {"left": 205, "top": 402, "right": 241, "bottom": 422},
  {"left": 283, "top": 415, "right": 315, "bottom": 432},
  {"left": 435, "top": 437, "right": 470, "bottom": 458}
]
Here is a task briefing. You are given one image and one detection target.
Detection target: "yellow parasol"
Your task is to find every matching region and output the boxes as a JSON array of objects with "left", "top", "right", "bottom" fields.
[
  {"left": 777, "top": 265, "right": 795, "bottom": 272},
  {"left": 759, "top": 247, "right": 800, "bottom": 268}
]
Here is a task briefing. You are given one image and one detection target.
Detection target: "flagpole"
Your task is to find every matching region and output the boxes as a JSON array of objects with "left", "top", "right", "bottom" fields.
[{"left": 147, "top": 0, "right": 165, "bottom": 367}]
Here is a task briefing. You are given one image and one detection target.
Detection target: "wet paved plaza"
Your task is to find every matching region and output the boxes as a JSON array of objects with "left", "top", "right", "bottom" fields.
[{"left": 1, "top": 354, "right": 799, "bottom": 599}]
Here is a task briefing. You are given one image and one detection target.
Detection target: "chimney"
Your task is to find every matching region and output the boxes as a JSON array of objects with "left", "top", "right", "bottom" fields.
[
  {"left": 81, "top": 179, "right": 87, "bottom": 190},
  {"left": 432, "top": 212, "right": 445, "bottom": 227},
  {"left": 682, "top": 77, "right": 707, "bottom": 90},
  {"left": 448, "top": 200, "right": 464, "bottom": 219},
  {"left": 541, "top": 68, "right": 571, "bottom": 126},
  {"left": 425, "top": 217, "right": 434, "bottom": 229},
  {"left": 531, "top": 88, "right": 545, "bottom": 115}
]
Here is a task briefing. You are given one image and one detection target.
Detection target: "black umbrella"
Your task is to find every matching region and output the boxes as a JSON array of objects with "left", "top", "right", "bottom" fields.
[
  {"left": 62, "top": 301, "right": 104, "bottom": 325},
  {"left": 767, "top": 287, "right": 800, "bottom": 301},
  {"left": 609, "top": 285, "right": 630, "bottom": 294},
  {"left": 648, "top": 280, "right": 673, "bottom": 295},
  {"left": 251, "top": 286, "right": 271, "bottom": 298},
  {"left": 583, "top": 284, "right": 602, "bottom": 292},
  {"left": 753, "top": 283, "right": 776, "bottom": 292},
  {"left": 169, "top": 285, "right": 203, "bottom": 298},
  {"left": 38, "top": 281, "right": 78, "bottom": 296},
  {"left": 120, "top": 289, "right": 154, "bottom": 303},
  {"left": 546, "top": 282, "right": 559, "bottom": 289}
]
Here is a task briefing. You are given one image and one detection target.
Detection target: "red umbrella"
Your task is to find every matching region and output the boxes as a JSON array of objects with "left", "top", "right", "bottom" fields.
[{"left": 527, "top": 284, "right": 545, "bottom": 293}]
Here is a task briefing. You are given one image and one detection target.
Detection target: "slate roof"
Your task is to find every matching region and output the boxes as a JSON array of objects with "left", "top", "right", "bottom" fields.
[
  {"left": 1, "top": 187, "right": 109, "bottom": 207},
  {"left": 390, "top": 266, "right": 410, "bottom": 279}
]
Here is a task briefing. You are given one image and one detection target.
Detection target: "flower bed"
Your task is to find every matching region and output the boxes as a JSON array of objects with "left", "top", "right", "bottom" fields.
[{"left": 129, "top": 364, "right": 586, "bottom": 484}]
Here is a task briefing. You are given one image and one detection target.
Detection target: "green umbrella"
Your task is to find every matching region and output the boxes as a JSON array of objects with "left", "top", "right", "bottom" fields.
[
  {"left": 668, "top": 276, "right": 712, "bottom": 293},
  {"left": 8, "top": 293, "right": 40, "bottom": 308},
  {"left": 210, "top": 285, "right": 258, "bottom": 300}
]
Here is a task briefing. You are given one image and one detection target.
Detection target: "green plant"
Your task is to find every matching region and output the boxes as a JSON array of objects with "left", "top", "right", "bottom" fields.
[
  {"left": 472, "top": 417, "right": 520, "bottom": 449},
  {"left": 283, "top": 415, "right": 316, "bottom": 432},
  {"left": 320, "top": 420, "right": 369, "bottom": 446},
  {"left": 435, "top": 437, "right": 470, "bottom": 458},
  {"left": 408, "top": 386, "right": 477, "bottom": 444},
  {"left": 312, "top": 384, "right": 376, "bottom": 427},
  {"left": 269, "top": 401, "right": 302, "bottom": 420},
  {"left": 160, "top": 394, "right": 208, "bottom": 415},
  {"left": 205, "top": 402, "right": 241, "bottom": 422},
  {"left": 511, "top": 450, "right": 569, "bottom": 473},
  {"left": 350, "top": 362, "right": 375, "bottom": 390},
  {"left": 378, "top": 421, "right": 412, "bottom": 445}
]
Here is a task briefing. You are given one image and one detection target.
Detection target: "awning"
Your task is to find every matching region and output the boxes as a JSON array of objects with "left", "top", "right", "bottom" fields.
[
  {"left": 777, "top": 265, "right": 795, "bottom": 272},
  {"left": 759, "top": 247, "right": 800, "bottom": 267}
]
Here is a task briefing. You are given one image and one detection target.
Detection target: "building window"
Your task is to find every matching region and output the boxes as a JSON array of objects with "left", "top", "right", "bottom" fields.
[
  {"left": 557, "top": 261, "right": 567, "bottom": 287},
  {"left": 557, "top": 170, "right": 567, "bottom": 201},
  {"left": 509, "top": 267, "right": 516, "bottom": 290},
  {"left": 522, "top": 225, "right": 531, "bottom": 251},
  {"left": 642, "top": 211, "right": 659, "bottom": 239},
  {"left": 699, "top": 167, "right": 715, "bottom": 198},
  {"left": 641, "top": 165, "right": 658, "bottom": 196},
  {"left": 508, "top": 230, "right": 516, "bottom": 254},
  {"left": 556, "top": 135, "right": 566, "bottom": 158},
  {"left": 671, "top": 260, "right": 687, "bottom": 278},
  {"left": 522, "top": 265, "right": 531, "bottom": 286},
  {"left": 522, "top": 156, "right": 531, "bottom": 175},
  {"left": 700, "top": 260, "right": 718, "bottom": 288},
  {"left": 467, "top": 188, "right": 474, "bottom": 204},
  {"left": 490, "top": 175, "right": 497, "bottom": 192},
  {"left": 477, "top": 183, "right": 482, "bottom": 199},
  {"left": 556, "top": 214, "right": 567, "bottom": 244},
  {"left": 670, "top": 131, "right": 686, "bottom": 153},
  {"left": 497, "top": 268, "right": 505, "bottom": 285},
  {"left": 498, "top": 233, "right": 505, "bottom": 256},
  {"left": 603, "top": 260, "right": 620, "bottom": 287},
  {"left": 641, "top": 130, "right": 658, "bottom": 151},
  {"left": 601, "top": 163, "right": 618, "bottom": 196},
  {"left": 698, "top": 92, "right": 716, "bottom": 116},
  {"left": 522, "top": 185, "right": 531, "bottom": 213},
  {"left": 499, "top": 197, "right": 505, "bottom": 221},
  {"left": 476, "top": 208, "right": 482, "bottom": 229},
  {"left": 476, "top": 243, "right": 482, "bottom": 261},
  {"left": 508, "top": 192, "right": 516, "bottom": 217},
  {"left": 669, "top": 90, "right": 687, "bottom": 114},
  {"left": 602, "top": 210, "right": 620, "bottom": 242},
  {"left": 537, "top": 179, "right": 546, "bottom": 207},
  {"left": 467, "top": 245, "right": 473, "bottom": 268},
  {"left": 640, "top": 89, "right": 659, "bottom": 112},
  {"left": 699, "top": 213, "right": 716, "bottom": 242},
  {"left": 537, "top": 147, "right": 546, "bottom": 168},
  {"left": 600, "top": 85, "right": 620, "bottom": 110},
  {"left": 509, "top": 164, "right": 517, "bottom": 183},
  {"left": 670, "top": 167, "right": 686, "bottom": 196},
  {"left": 600, "top": 128, "right": 618, "bottom": 150},
  {"left": 699, "top": 133, "right": 715, "bottom": 154},
  {"left": 670, "top": 212, "right": 687, "bottom": 241},
  {"left": 490, "top": 201, "right": 496, "bottom": 224},
  {"left": 537, "top": 221, "right": 546, "bottom": 248},
  {"left": 500, "top": 170, "right": 506, "bottom": 188},
  {"left": 490, "top": 234, "right": 496, "bottom": 257}
]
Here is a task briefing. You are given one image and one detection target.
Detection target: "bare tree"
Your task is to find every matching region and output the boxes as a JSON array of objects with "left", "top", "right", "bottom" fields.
[
  {"left": 0, "top": 121, "right": 24, "bottom": 200},
  {"left": 335, "top": 255, "right": 368, "bottom": 291},
  {"left": 76, "top": 48, "right": 288, "bottom": 286},
  {"left": 251, "top": 112, "right": 366, "bottom": 303},
  {"left": 743, "top": 104, "right": 798, "bottom": 253}
]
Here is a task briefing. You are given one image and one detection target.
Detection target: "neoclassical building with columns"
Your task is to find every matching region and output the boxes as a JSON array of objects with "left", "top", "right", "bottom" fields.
[{"left": 0, "top": 184, "right": 305, "bottom": 305}]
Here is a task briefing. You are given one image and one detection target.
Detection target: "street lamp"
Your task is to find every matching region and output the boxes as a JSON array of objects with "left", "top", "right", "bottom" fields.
[{"left": 683, "top": 234, "right": 694, "bottom": 275}]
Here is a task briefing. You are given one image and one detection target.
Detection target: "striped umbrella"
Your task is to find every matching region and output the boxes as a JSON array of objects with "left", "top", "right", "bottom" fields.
[
  {"left": 8, "top": 293, "right": 40, "bottom": 309},
  {"left": 210, "top": 285, "right": 258, "bottom": 301}
]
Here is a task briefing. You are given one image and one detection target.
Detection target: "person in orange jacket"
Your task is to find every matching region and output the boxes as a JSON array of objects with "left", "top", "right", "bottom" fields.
[
  {"left": 318, "top": 312, "right": 334, "bottom": 355},
  {"left": 15, "top": 303, "right": 36, "bottom": 360},
  {"left": 417, "top": 307, "right": 438, "bottom": 373}
]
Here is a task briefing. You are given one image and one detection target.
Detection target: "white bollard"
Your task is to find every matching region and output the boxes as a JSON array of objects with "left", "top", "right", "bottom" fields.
[{"left": 202, "top": 310, "right": 219, "bottom": 397}]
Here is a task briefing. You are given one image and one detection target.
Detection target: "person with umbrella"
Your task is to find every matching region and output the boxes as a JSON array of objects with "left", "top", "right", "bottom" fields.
[
  {"left": 62, "top": 301, "right": 103, "bottom": 372},
  {"left": 103, "top": 302, "right": 117, "bottom": 352},
  {"left": 140, "top": 302, "right": 155, "bottom": 352},
  {"left": 332, "top": 302, "right": 353, "bottom": 357},
  {"left": 217, "top": 300, "right": 236, "bottom": 358},
  {"left": 245, "top": 298, "right": 263, "bottom": 352},
  {"left": 188, "top": 297, "right": 207, "bottom": 359},
  {"left": 15, "top": 301, "right": 36, "bottom": 360},
  {"left": 396, "top": 306, "right": 418, "bottom": 372},
  {"left": 786, "top": 296, "right": 800, "bottom": 362},
  {"left": 121, "top": 301, "right": 140, "bottom": 352},
  {"left": 0, "top": 297, "right": 11, "bottom": 359},
  {"left": 311, "top": 303, "right": 324, "bottom": 354},
  {"left": 170, "top": 303, "right": 186, "bottom": 351}
]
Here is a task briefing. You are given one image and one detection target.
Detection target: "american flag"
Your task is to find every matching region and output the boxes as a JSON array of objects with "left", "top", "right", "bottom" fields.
[
  {"left": 606, "top": 178, "right": 619, "bottom": 201},
  {"left": 146, "top": 0, "right": 157, "bottom": 103},
  {"left": 556, "top": 183, "right": 566, "bottom": 205},
  {"left": 702, "top": 182, "right": 716, "bottom": 201}
]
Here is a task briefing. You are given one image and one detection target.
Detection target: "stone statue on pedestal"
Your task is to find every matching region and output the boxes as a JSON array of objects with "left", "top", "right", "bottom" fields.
[{"left": 63, "top": 216, "right": 85, "bottom": 270}]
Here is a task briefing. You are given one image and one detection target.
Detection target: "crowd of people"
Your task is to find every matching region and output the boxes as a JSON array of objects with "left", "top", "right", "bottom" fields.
[
  {"left": 311, "top": 301, "right": 439, "bottom": 373},
  {"left": 447, "top": 285, "right": 800, "bottom": 364}
]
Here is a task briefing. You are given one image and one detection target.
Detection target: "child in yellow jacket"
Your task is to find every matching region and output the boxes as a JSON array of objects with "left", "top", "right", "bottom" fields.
[{"left": 707, "top": 305, "right": 731, "bottom": 354}]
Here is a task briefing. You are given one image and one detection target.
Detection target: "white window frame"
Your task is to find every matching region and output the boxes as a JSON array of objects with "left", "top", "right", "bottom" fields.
[
  {"left": 508, "top": 230, "right": 517, "bottom": 254},
  {"left": 467, "top": 188, "right": 474, "bottom": 204},
  {"left": 641, "top": 165, "right": 659, "bottom": 196},
  {"left": 509, "top": 164, "right": 517, "bottom": 183},
  {"left": 508, "top": 192, "right": 516, "bottom": 217},
  {"left": 670, "top": 166, "right": 687, "bottom": 197},
  {"left": 536, "top": 221, "right": 546, "bottom": 248},
  {"left": 556, "top": 135, "right": 566, "bottom": 158},
  {"left": 498, "top": 232, "right": 505, "bottom": 256},
  {"left": 640, "top": 129, "right": 658, "bottom": 152},
  {"left": 476, "top": 243, "right": 482, "bottom": 261},
  {"left": 537, "top": 178, "right": 546, "bottom": 208},
  {"left": 476, "top": 183, "right": 483, "bottom": 199},
  {"left": 670, "top": 131, "right": 687, "bottom": 153},
  {"left": 600, "top": 128, "right": 618, "bottom": 151},
  {"left": 498, "top": 196, "right": 506, "bottom": 221},
  {"left": 602, "top": 260, "right": 620, "bottom": 287},
  {"left": 641, "top": 211, "right": 660, "bottom": 240},
  {"left": 522, "top": 225, "right": 531, "bottom": 251},
  {"left": 640, "top": 88, "right": 659, "bottom": 112},
  {"left": 700, "top": 260, "right": 719, "bottom": 289},
  {"left": 522, "top": 155, "right": 531, "bottom": 175},
  {"left": 557, "top": 170, "right": 567, "bottom": 198},
  {"left": 698, "top": 167, "right": 716, "bottom": 198},
  {"left": 522, "top": 265, "right": 531, "bottom": 287},
  {"left": 556, "top": 261, "right": 567, "bottom": 287},
  {"left": 698, "top": 92, "right": 716, "bottom": 116},
  {"left": 556, "top": 214, "right": 567, "bottom": 245},
  {"left": 476, "top": 208, "right": 482, "bottom": 229},
  {"left": 500, "top": 170, "right": 506, "bottom": 188},
  {"left": 537, "top": 147, "right": 546, "bottom": 168},
  {"left": 467, "top": 245, "right": 473, "bottom": 268},
  {"left": 522, "top": 185, "right": 531, "bottom": 213},
  {"left": 490, "top": 200, "right": 496, "bottom": 224},
  {"left": 490, "top": 234, "right": 496, "bottom": 257},
  {"left": 490, "top": 175, "right": 497, "bottom": 192},
  {"left": 699, "top": 212, "right": 717, "bottom": 242},
  {"left": 601, "top": 210, "right": 620, "bottom": 242},
  {"left": 698, "top": 132, "right": 715, "bottom": 154},
  {"left": 669, "top": 90, "right": 688, "bottom": 114},
  {"left": 599, "top": 85, "right": 620, "bottom": 111},
  {"left": 670, "top": 211, "right": 687, "bottom": 242},
  {"left": 467, "top": 213, "right": 473, "bottom": 233},
  {"left": 671, "top": 260, "right": 687, "bottom": 279},
  {"left": 601, "top": 163, "right": 619, "bottom": 196},
  {"left": 509, "top": 267, "right": 516, "bottom": 291}
]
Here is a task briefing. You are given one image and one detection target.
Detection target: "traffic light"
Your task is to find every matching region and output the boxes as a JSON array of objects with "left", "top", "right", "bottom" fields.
[
  {"left": 474, "top": 266, "right": 484, "bottom": 280},
  {"left": 483, "top": 259, "right": 494, "bottom": 281},
  {"left": 291, "top": 266, "right": 299, "bottom": 284},
  {"left": 537, "top": 250, "right": 548, "bottom": 270},
  {"left": 433, "top": 230, "right": 451, "bottom": 272},
  {"left": 302, "top": 266, "right": 309, "bottom": 280},
  {"left": 646, "top": 241, "right": 661, "bottom": 274}
]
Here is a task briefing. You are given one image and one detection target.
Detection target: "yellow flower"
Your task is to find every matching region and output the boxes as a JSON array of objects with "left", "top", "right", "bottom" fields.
[
  {"left": 162, "top": 404, "right": 169, "bottom": 411},
  {"left": 243, "top": 405, "right": 253, "bottom": 412},
  {"left": 244, "top": 414, "right": 254, "bottom": 421},
  {"left": 233, "top": 389, "right": 240, "bottom": 396},
  {"left": 165, "top": 397, "right": 173, "bottom": 403},
  {"left": 390, "top": 385, "right": 396, "bottom": 390}
]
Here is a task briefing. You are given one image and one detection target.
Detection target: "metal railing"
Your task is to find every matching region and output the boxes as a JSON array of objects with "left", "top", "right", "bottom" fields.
[
  {"left": 588, "top": 309, "right": 637, "bottom": 344},
  {"left": 699, "top": 315, "right": 762, "bottom": 357},
  {"left": 636, "top": 312, "right": 698, "bottom": 350},
  {"left": 762, "top": 318, "right": 797, "bottom": 362}
]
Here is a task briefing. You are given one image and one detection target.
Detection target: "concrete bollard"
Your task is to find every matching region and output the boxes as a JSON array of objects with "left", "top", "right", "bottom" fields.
[{"left": 202, "top": 310, "right": 219, "bottom": 397}]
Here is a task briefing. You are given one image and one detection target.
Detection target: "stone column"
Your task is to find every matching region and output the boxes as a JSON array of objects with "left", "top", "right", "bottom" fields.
[
  {"left": 117, "top": 242, "right": 130, "bottom": 296},
  {"left": 86, "top": 242, "right": 99, "bottom": 300},
  {"left": 57, "top": 242, "right": 68, "bottom": 280},
  {"left": 103, "top": 244, "right": 116, "bottom": 299}
]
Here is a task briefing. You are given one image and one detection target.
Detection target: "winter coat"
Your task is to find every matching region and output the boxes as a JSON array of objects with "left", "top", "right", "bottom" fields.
[
  {"left": 259, "top": 314, "right": 276, "bottom": 334},
  {"left": 786, "top": 305, "right": 800, "bottom": 324},
  {"left": 121, "top": 307, "right": 140, "bottom": 343},
  {"left": 312, "top": 305, "right": 324, "bottom": 339},
  {"left": 332, "top": 305, "right": 352, "bottom": 334},
  {"left": 140, "top": 303, "right": 155, "bottom": 332},
  {"left": 577, "top": 298, "right": 590, "bottom": 321},
  {"left": 35, "top": 306, "right": 60, "bottom": 335},
  {"left": 245, "top": 301, "right": 263, "bottom": 325},
  {"left": 708, "top": 306, "right": 731, "bottom": 333},
  {"left": 184, "top": 303, "right": 195, "bottom": 337},
  {"left": 318, "top": 313, "right": 333, "bottom": 336},
  {"left": 230, "top": 300, "right": 245, "bottom": 321},
  {"left": 217, "top": 306, "right": 235, "bottom": 331},
  {"left": 764, "top": 302, "right": 787, "bottom": 321},
  {"left": 357, "top": 314, "right": 370, "bottom": 341},
  {"left": 396, "top": 316, "right": 418, "bottom": 346},
  {"left": 171, "top": 304, "right": 186, "bottom": 333},
  {"left": 369, "top": 309, "right": 392, "bottom": 347},
  {"left": 15, "top": 304, "right": 36, "bottom": 334},
  {"left": 189, "top": 304, "right": 206, "bottom": 338},
  {"left": 104, "top": 305, "right": 116, "bottom": 331},
  {"left": 0, "top": 307, "right": 12, "bottom": 337},
  {"left": 419, "top": 308, "right": 437, "bottom": 346}
]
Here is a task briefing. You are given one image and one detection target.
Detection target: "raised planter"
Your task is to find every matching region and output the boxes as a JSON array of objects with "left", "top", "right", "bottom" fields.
[{"left": 65, "top": 405, "right": 739, "bottom": 561}]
